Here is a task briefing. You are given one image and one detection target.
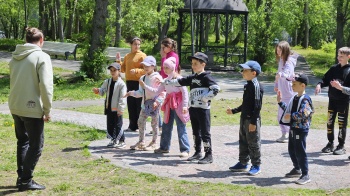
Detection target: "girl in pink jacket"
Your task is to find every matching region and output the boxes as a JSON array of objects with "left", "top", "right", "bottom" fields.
[{"left": 144, "top": 57, "right": 191, "bottom": 158}]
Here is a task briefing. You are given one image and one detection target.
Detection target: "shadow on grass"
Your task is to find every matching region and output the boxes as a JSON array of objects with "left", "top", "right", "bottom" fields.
[{"left": 0, "top": 185, "right": 19, "bottom": 195}]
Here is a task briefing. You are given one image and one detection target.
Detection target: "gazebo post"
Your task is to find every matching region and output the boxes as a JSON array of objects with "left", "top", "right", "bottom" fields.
[
  {"left": 224, "top": 12, "right": 229, "bottom": 67},
  {"left": 177, "top": 11, "right": 183, "bottom": 64},
  {"left": 244, "top": 13, "right": 248, "bottom": 62}
]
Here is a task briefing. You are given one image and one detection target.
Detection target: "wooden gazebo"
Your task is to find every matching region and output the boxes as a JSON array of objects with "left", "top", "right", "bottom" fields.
[{"left": 177, "top": 0, "right": 248, "bottom": 69}]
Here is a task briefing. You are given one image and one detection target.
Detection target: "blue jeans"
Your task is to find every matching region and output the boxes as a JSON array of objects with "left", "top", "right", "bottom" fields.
[{"left": 160, "top": 109, "right": 190, "bottom": 153}]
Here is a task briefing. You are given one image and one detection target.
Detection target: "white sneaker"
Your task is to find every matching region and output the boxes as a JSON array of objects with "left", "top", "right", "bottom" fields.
[
  {"left": 179, "top": 152, "right": 189, "bottom": 158},
  {"left": 276, "top": 135, "right": 288, "bottom": 143},
  {"left": 115, "top": 141, "right": 126, "bottom": 149},
  {"left": 107, "top": 139, "right": 116, "bottom": 148}
]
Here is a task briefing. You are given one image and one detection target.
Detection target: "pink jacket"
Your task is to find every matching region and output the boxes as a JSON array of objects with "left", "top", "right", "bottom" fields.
[{"left": 161, "top": 92, "right": 190, "bottom": 124}]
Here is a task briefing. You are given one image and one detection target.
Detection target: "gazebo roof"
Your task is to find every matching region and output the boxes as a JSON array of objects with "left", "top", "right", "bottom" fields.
[{"left": 181, "top": 0, "right": 248, "bottom": 12}]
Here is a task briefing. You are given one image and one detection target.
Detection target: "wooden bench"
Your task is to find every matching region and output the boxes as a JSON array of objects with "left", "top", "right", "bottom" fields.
[
  {"left": 42, "top": 41, "right": 78, "bottom": 60},
  {"left": 105, "top": 47, "right": 130, "bottom": 62}
]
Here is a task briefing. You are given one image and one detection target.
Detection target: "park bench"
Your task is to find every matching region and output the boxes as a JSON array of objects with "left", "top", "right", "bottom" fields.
[
  {"left": 105, "top": 47, "right": 130, "bottom": 62},
  {"left": 42, "top": 41, "right": 78, "bottom": 60}
]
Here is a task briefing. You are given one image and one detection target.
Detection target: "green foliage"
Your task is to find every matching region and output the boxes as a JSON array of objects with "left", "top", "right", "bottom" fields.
[
  {"left": 81, "top": 49, "right": 108, "bottom": 80},
  {"left": 53, "top": 74, "right": 67, "bottom": 85},
  {"left": 321, "top": 41, "right": 336, "bottom": 53},
  {"left": 0, "top": 39, "right": 25, "bottom": 51}
]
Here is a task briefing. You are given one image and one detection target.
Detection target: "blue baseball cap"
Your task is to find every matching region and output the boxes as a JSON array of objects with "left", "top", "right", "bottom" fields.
[
  {"left": 141, "top": 56, "right": 156, "bottom": 66},
  {"left": 239, "top": 60, "right": 261, "bottom": 74}
]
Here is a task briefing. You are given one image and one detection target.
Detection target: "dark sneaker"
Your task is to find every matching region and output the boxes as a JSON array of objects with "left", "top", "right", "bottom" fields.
[
  {"left": 198, "top": 153, "right": 213, "bottom": 164},
  {"left": 295, "top": 174, "right": 311, "bottom": 185},
  {"left": 229, "top": 162, "right": 249, "bottom": 172},
  {"left": 187, "top": 152, "right": 203, "bottom": 162},
  {"left": 285, "top": 168, "right": 302, "bottom": 178},
  {"left": 321, "top": 142, "right": 334, "bottom": 153},
  {"left": 248, "top": 165, "right": 261, "bottom": 176},
  {"left": 107, "top": 139, "right": 117, "bottom": 148},
  {"left": 154, "top": 148, "right": 170, "bottom": 154},
  {"left": 18, "top": 179, "right": 45, "bottom": 191},
  {"left": 333, "top": 145, "right": 346, "bottom": 155}
]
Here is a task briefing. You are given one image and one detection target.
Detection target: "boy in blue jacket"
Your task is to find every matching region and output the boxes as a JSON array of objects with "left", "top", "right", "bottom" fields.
[{"left": 277, "top": 73, "right": 314, "bottom": 185}]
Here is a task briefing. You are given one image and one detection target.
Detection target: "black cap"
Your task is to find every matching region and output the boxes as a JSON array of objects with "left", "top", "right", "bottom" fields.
[
  {"left": 187, "top": 52, "right": 208, "bottom": 64},
  {"left": 287, "top": 73, "right": 309, "bottom": 85},
  {"left": 108, "top": 62, "right": 121, "bottom": 70}
]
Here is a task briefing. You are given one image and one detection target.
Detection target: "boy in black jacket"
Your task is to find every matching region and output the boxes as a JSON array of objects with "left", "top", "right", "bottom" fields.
[
  {"left": 226, "top": 61, "right": 264, "bottom": 175},
  {"left": 315, "top": 47, "right": 350, "bottom": 155},
  {"left": 164, "top": 52, "right": 220, "bottom": 164}
]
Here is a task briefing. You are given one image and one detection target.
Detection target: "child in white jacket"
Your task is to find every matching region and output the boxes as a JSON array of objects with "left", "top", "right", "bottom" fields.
[{"left": 92, "top": 63, "right": 127, "bottom": 148}]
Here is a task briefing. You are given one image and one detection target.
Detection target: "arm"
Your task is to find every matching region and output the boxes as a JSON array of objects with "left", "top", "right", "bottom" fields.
[
  {"left": 117, "top": 83, "right": 127, "bottom": 114},
  {"left": 201, "top": 75, "right": 220, "bottom": 102},
  {"left": 250, "top": 85, "right": 263, "bottom": 126},
  {"left": 277, "top": 60, "right": 295, "bottom": 79},
  {"left": 165, "top": 75, "right": 192, "bottom": 87},
  {"left": 180, "top": 86, "right": 189, "bottom": 109},
  {"left": 38, "top": 56, "right": 53, "bottom": 117},
  {"left": 97, "top": 79, "right": 109, "bottom": 96}
]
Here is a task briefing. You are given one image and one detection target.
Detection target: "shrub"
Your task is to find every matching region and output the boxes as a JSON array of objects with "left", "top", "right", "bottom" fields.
[
  {"left": 321, "top": 41, "right": 336, "bottom": 53},
  {"left": 0, "top": 39, "right": 25, "bottom": 51}
]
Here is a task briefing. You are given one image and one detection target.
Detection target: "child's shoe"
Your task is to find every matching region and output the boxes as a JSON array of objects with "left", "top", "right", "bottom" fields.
[
  {"left": 115, "top": 141, "right": 126, "bottom": 149},
  {"left": 295, "top": 174, "right": 311, "bottom": 185},
  {"left": 107, "top": 139, "right": 117, "bottom": 148},
  {"left": 198, "top": 153, "right": 213, "bottom": 164},
  {"left": 144, "top": 141, "right": 157, "bottom": 151},
  {"left": 187, "top": 151, "right": 203, "bottom": 162},
  {"left": 179, "top": 151, "right": 189, "bottom": 158},
  {"left": 154, "top": 148, "right": 170, "bottom": 154},
  {"left": 285, "top": 168, "right": 302, "bottom": 178},
  {"left": 333, "top": 145, "right": 346, "bottom": 155},
  {"left": 248, "top": 165, "right": 261, "bottom": 176},
  {"left": 321, "top": 142, "right": 334, "bottom": 153},
  {"left": 276, "top": 133, "right": 288, "bottom": 143},
  {"left": 229, "top": 162, "right": 249, "bottom": 172},
  {"left": 130, "top": 141, "right": 145, "bottom": 150}
]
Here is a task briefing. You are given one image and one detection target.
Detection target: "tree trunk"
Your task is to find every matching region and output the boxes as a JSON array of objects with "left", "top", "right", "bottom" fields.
[
  {"left": 114, "top": 0, "right": 121, "bottom": 47},
  {"left": 153, "top": 2, "right": 171, "bottom": 54},
  {"left": 39, "top": 0, "right": 48, "bottom": 36},
  {"left": 88, "top": 0, "right": 109, "bottom": 58},
  {"left": 302, "top": 2, "right": 309, "bottom": 48},
  {"left": 22, "top": 0, "right": 28, "bottom": 39},
  {"left": 335, "top": 0, "right": 347, "bottom": 63},
  {"left": 65, "top": 0, "right": 76, "bottom": 39},
  {"left": 56, "top": 0, "right": 64, "bottom": 41}
]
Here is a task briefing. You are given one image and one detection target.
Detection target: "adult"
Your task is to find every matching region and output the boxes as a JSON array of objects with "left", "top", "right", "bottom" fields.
[
  {"left": 160, "top": 37, "right": 180, "bottom": 77},
  {"left": 9, "top": 27, "right": 53, "bottom": 191},
  {"left": 116, "top": 37, "right": 146, "bottom": 132}
]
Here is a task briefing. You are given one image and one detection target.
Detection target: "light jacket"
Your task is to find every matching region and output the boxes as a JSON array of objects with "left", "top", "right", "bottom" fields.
[
  {"left": 9, "top": 43, "right": 53, "bottom": 118},
  {"left": 98, "top": 77, "right": 127, "bottom": 113}
]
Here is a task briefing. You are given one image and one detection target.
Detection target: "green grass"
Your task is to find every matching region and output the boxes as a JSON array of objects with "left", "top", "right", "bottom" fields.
[
  {"left": 293, "top": 46, "right": 335, "bottom": 78},
  {"left": 0, "top": 113, "right": 343, "bottom": 195}
]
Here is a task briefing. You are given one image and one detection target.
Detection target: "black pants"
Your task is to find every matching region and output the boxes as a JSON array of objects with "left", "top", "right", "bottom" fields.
[
  {"left": 327, "top": 99, "right": 349, "bottom": 146},
  {"left": 106, "top": 110, "right": 124, "bottom": 142},
  {"left": 12, "top": 114, "right": 44, "bottom": 182},
  {"left": 289, "top": 129, "right": 308, "bottom": 175},
  {"left": 238, "top": 118, "right": 261, "bottom": 166},
  {"left": 189, "top": 107, "right": 212, "bottom": 153},
  {"left": 126, "top": 81, "right": 142, "bottom": 131}
]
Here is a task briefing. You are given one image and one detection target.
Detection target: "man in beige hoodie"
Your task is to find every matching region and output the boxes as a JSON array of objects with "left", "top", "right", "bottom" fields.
[{"left": 9, "top": 27, "right": 53, "bottom": 192}]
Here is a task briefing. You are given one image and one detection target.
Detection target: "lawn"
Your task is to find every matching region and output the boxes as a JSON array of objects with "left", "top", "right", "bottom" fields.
[{"left": 0, "top": 114, "right": 339, "bottom": 195}]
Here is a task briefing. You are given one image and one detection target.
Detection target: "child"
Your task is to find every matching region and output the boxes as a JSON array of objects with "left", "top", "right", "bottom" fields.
[
  {"left": 226, "top": 61, "right": 263, "bottom": 176},
  {"left": 142, "top": 57, "right": 191, "bottom": 157},
  {"left": 92, "top": 63, "right": 127, "bottom": 148},
  {"left": 278, "top": 73, "right": 314, "bottom": 185},
  {"left": 124, "top": 56, "right": 165, "bottom": 151},
  {"left": 164, "top": 52, "right": 220, "bottom": 164},
  {"left": 148, "top": 38, "right": 180, "bottom": 136},
  {"left": 274, "top": 41, "right": 297, "bottom": 143},
  {"left": 315, "top": 47, "right": 350, "bottom": 155}
]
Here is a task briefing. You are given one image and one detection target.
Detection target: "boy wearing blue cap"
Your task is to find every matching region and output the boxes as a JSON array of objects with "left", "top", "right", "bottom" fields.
[{"left": 226, "top": 60, "right": 264, "bottom": 175}]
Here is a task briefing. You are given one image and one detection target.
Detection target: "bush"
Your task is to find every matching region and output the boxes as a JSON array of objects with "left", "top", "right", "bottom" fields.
[
  {"left": 321, "top": 41, "right": 336, "bottom": 53},
  {"left": 0, "top": 39, "right": 25, "bottom": 51}
]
